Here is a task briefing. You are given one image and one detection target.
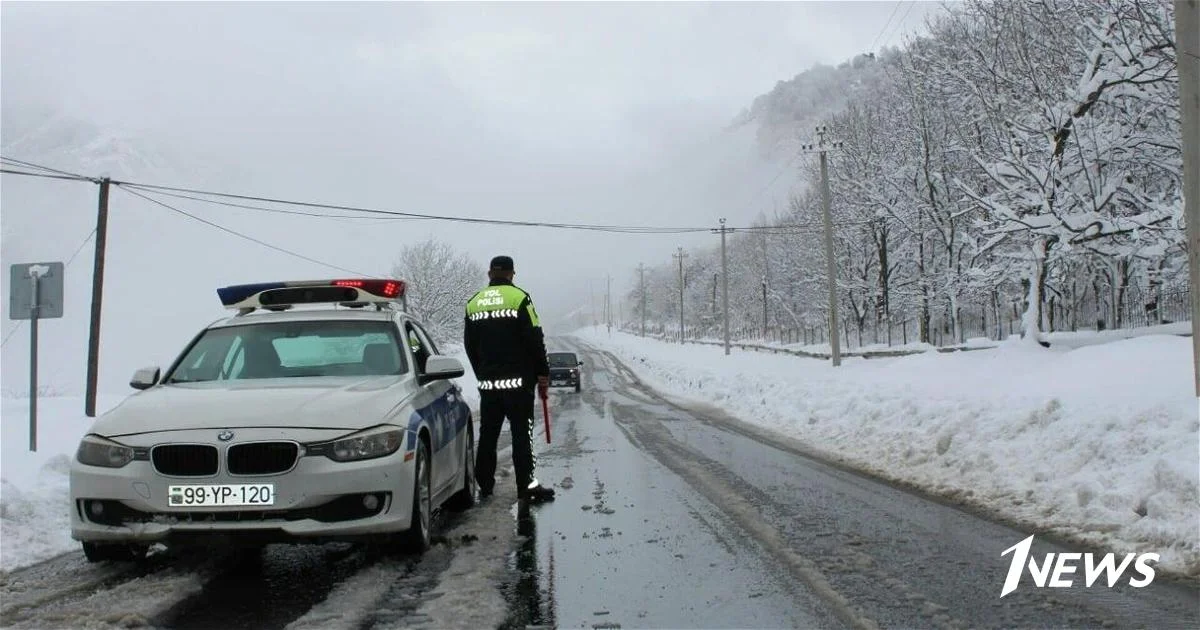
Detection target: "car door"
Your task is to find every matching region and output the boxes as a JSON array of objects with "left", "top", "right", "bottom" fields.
[{"left": 404, "top": 321, "right": 458, "bottom": 495}]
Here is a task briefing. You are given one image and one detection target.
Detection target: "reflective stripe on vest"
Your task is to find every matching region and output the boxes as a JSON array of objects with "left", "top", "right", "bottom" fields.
[
  {"left": 478, "top": 377, "right": 524, "bottom": 390},
  {"left": 468, "top": 309, "right": 519, "bottom": 321}
]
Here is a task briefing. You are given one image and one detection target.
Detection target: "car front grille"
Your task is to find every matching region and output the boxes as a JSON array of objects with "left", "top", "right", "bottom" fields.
[
  {"left": 227, "top": 442, "right": 299, "bottom": 475},
  {"left": 152, "top": 444, "right": 218, "bottom": 476}
]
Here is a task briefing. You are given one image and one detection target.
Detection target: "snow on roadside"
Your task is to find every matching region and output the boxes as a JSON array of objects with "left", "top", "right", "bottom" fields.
[
  {"left": 575, "top": 327, "right": 1200, "bottom": 577},
  {"left": 1, "top": 395, "right": 126, "bottom": 570}
]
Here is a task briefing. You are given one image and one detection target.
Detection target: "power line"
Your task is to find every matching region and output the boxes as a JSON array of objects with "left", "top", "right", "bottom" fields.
[
  {"left": 869, "top": 1, "right": 905, "bottom": 52},
  {"left": 113, "top": 180, "right": 713, "bottom": 234},
  {"left": 882, "top": 1, "right": 917, "bottom": 49},
  {"left": 0, "top": 168, "right": 94, "bottom": 183},
  {"left": 116, "top": 186, "right": 376, "bottom": 277},
  {"left": 0, "top": 156, "right": 92, "bottom": 180},
  {"left": 0, "top": 227, "right": 98, "bottom": 348},
  {"left": 118, "top": 184, "right": 435, "bottom": 223},
  {"left": 1, "top": 155, "right": 828, "bottom": 234}
]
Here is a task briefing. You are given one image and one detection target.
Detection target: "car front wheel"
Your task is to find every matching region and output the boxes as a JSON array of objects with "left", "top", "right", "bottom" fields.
[
  {"left": 395, "top": 438, "right": 432, "bottom": 554},
  {"left": 445, "top": 426, "right": 476, "bottom": 511}
]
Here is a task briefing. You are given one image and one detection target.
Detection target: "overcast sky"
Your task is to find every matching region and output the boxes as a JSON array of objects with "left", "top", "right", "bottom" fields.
[{"left": 1, "top": 0, "right": 938, "bottom": 391}]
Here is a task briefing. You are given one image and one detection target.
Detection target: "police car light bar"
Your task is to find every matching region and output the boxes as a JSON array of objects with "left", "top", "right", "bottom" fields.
[{"left": 217, "top": 279, "right": 406, "bottom": 310}]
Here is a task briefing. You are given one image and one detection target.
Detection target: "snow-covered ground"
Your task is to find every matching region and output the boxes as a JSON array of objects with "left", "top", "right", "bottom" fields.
[
  {"left": 0, "top": 351, "right": 479, "bottom": 572},
  {"left": 0, "top": 395, "right": 126, "bottom": 569},
  {"left": 575, "top": 326, "right": 1200, "bottom": 577}
]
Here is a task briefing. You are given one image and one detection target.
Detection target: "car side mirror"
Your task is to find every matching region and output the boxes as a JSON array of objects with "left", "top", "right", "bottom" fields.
[
  {"left": 421, "top": 355, "right": 464, "bottom": 384},
  {"left": 578, "top": 361, "right": 584, "bottom": 366},
  {"left": 130, "top": 366, "right": 161, "bottom": 390}
]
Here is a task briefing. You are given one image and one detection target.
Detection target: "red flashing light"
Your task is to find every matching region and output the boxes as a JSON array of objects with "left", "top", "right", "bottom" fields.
[{"left": 333, "top": 279, "right": 404, "bottom": 298}]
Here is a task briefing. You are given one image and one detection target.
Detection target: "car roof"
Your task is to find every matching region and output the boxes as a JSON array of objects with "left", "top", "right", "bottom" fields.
[
  {"left": 549, "top": 351, "right": 577, "bottom": 356},
  {"left": 206, "top": 307, "right": 399, "bottom": 330}
]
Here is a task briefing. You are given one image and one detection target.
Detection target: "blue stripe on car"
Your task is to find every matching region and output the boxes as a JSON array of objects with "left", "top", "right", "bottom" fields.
[{"left": 405, "top": 390, "right": 470, "bottom": 452}]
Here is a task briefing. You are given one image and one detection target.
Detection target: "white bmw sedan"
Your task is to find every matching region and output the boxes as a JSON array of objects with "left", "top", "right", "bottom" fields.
[{"left": 69, "top": 279, "right": 477, "bottom": 562}]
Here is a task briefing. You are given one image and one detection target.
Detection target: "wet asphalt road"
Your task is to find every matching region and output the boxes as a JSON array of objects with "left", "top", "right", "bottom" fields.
[
  {"left": 505, "top": 338, "right": 1200, "bottom": 629},
  {"left": 5, "top": 337, "right": 1197, "bottom": 630}
]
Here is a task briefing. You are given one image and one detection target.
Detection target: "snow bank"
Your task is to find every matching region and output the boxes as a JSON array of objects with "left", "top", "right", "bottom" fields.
[
  {"left": 1, "top": 395, "right": 126, "bottom": 570},
  {"left": 575, "top": 327, "right": 1200, "bottom": 577}
]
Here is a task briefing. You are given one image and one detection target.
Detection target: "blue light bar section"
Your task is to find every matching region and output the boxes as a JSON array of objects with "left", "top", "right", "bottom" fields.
[{"left": 217, "top": 282, "right": 288, "bottom": 306}]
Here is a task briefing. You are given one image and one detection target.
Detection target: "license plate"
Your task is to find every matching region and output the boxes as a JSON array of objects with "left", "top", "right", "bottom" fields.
[
  {"left": 168, "top": 484, "right": 275, "bottom": 507},
  {"left": 552, "top": 380, "right": 566, "bottom": 385}
]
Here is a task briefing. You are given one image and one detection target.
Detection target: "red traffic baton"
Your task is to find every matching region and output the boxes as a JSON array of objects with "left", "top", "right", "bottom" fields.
[{"left": 541, "top": 392, "right": 552, "bottom": 444}]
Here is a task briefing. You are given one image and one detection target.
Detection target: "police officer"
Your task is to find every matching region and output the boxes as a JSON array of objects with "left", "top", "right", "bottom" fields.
[{"left": 464, "top": 255, "right": 556, "bottom": 504}]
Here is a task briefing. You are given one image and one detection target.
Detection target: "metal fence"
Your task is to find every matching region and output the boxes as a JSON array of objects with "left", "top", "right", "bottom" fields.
[{"left": 626, "top": 285, "right": 1191, "bottom": 352}]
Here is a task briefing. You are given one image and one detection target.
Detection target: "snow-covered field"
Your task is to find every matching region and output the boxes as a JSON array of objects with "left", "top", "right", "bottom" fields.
[
  {"left": 575, "top": 326, "right": 1200, "bottom": 577},
  {"left": 0, "top": 351, "right": 478, "bottom": 572}
]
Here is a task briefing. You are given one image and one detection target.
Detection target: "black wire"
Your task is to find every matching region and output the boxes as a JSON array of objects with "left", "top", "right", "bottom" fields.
[
  {"left": 0, "top": 168, "right": 94, "bottom": 183},
  {"left": 116, "top": 186, "right": 378, "bottom": 277},
  {"left": 4, "top": 156, "right": 867, "bottom": 235},
  {"left": 883, "top": 1, "right": 917, "bottom": 49},
  {"left": 870, "top": 1, "right": 905, "bottom": 52},
  {"left": 112, "top": 179, "right": 715, "bottom": 234},
  {"left": 118, "top": 184, "right": 434, "bottom": 222},
  {"left": 124, "top": 182, "right": 865, "bottom": 233},
  {"left": 0, "top": 156, "right": 93, "bottom": 180}
]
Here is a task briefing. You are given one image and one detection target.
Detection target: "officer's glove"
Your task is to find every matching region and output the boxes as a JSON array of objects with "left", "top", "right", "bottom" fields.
[{"left": 537, "top": 376, "right": 549, "bottom": 399}]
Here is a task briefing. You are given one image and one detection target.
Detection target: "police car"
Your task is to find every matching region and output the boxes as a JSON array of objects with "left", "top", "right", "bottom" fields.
[{"left": 69, "top": 279, "right": 477, "bottom": 562}]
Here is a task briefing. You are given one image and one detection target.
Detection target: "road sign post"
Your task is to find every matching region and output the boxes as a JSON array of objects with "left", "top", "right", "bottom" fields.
[{"left": 9, "top": 262, "right": 65, "bottom": 452}]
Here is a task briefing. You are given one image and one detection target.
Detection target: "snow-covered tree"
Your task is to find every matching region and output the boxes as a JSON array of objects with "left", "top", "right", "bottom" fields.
[{"left": 390, "top": 238, "right": 482, "bottom": 347}]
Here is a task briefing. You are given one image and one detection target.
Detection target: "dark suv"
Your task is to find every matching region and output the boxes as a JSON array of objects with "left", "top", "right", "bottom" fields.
[{"left": 548, "top": 351, "right": 583, "bottom": 392}]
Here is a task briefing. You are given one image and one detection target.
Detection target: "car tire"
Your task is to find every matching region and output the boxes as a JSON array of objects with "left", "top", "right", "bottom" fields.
[
  {"left": 395, "top": 437, "right": 432, "bottom": 554},
  {"left": 82, "top": 541, "right": 147, "bottom": 563},
  {"left": 575, "top": 382, "right": 581, "bottom": 393},
  {"left": 445, "top": 426, "right": 476, "bottom": 512}
]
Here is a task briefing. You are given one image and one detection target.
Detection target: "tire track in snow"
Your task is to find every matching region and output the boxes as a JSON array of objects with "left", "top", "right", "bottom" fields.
[
  {"left": 2, "top": 550, "right": 227, "bottom": 630},
  {"left": 283, "top": 464, "right": 521, "bottom": 630}
]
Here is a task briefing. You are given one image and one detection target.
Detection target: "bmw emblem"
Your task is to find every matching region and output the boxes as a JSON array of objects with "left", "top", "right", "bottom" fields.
[{"left": 217, "top": 430, "right": 235, "bottom": 442}]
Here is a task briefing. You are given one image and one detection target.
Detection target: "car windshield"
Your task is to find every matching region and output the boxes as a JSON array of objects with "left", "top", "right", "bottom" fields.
[
  {"left": 548, "top": 353, "right": 578, "bottom": 367},
  {"left": 167, "top": 320, "right": 407, "bottom": 383}
]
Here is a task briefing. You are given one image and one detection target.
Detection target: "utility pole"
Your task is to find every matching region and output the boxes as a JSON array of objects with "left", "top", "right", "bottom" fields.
[
  {"left": 85, "top": 178, "right": 111, "bottom": 417},
  {"left": 590, "top": 282, "right": 597, "bottom": 328},
  {"left": 673, "top": 247, "right": 688, "bottom": 343},
  {"left": 606, "top": 274, "right": 612, "bottom": 335},
  {"left": 1179, "top": 0, "right": 1200, "bottom": 397},
  {"left": 762, "top": 277, "right": 768, "bottom": 338},
  {"left": 803, "top": 127, "right": 843, "bottom": 367},
  {"left": 713, "top": 218, "right": 734, "bottom": 355},
  {"left": 761, "top": 228, "right": 770, "bottom": 339},
  {"left": 638, "top": 263, "right": 647, "bottom": 337}
]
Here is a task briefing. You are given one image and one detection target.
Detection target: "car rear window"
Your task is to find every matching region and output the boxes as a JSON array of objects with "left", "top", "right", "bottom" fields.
[
  {"left": 167, "top": 320, "right": 407, "bottom": 382},
  {"left": 548, "top": 353, "right": 578, "bottom": 367}
]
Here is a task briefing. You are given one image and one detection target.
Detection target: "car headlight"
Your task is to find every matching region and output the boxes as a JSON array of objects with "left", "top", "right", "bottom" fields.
[
  {"left": 76, "top": 435, "right": 135, "bottom": 468},
  {"left": 312, "top": 426, "right": 404, "bottom": 462}
]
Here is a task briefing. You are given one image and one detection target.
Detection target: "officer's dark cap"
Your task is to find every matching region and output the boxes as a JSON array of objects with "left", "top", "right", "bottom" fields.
[{"left": 489, "top": 255, "right": 515, "bottom": 272}]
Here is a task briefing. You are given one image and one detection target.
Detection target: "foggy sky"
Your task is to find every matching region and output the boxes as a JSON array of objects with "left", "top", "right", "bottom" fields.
[{"left": 1, "top": 1, "right": 937, "bottom": 392}]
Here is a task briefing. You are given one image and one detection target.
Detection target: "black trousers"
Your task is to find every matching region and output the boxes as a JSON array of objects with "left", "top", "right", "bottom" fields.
[{"left": 476, "top": 386, "right": 537, "bottom": 493}]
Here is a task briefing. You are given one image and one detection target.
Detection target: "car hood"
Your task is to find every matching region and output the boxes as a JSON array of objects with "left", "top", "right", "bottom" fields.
[{"left": 92, "top": 377, "right": 417, "bottom": 437}]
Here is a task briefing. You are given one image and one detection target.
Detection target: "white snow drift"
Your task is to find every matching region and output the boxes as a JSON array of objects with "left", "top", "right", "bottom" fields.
[{"left": 576, "top": 327, "right": 1200, "bottom": 578}]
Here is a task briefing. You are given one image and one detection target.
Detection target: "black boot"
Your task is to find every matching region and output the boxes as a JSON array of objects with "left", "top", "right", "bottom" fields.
[{"left": 519, "top": 484, "right": 556, "bottom": 505}]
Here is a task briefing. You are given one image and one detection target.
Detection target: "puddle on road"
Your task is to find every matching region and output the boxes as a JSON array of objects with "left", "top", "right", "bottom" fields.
[{"left": 498, "top": 506, "right": 556, "bottom": 630}]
